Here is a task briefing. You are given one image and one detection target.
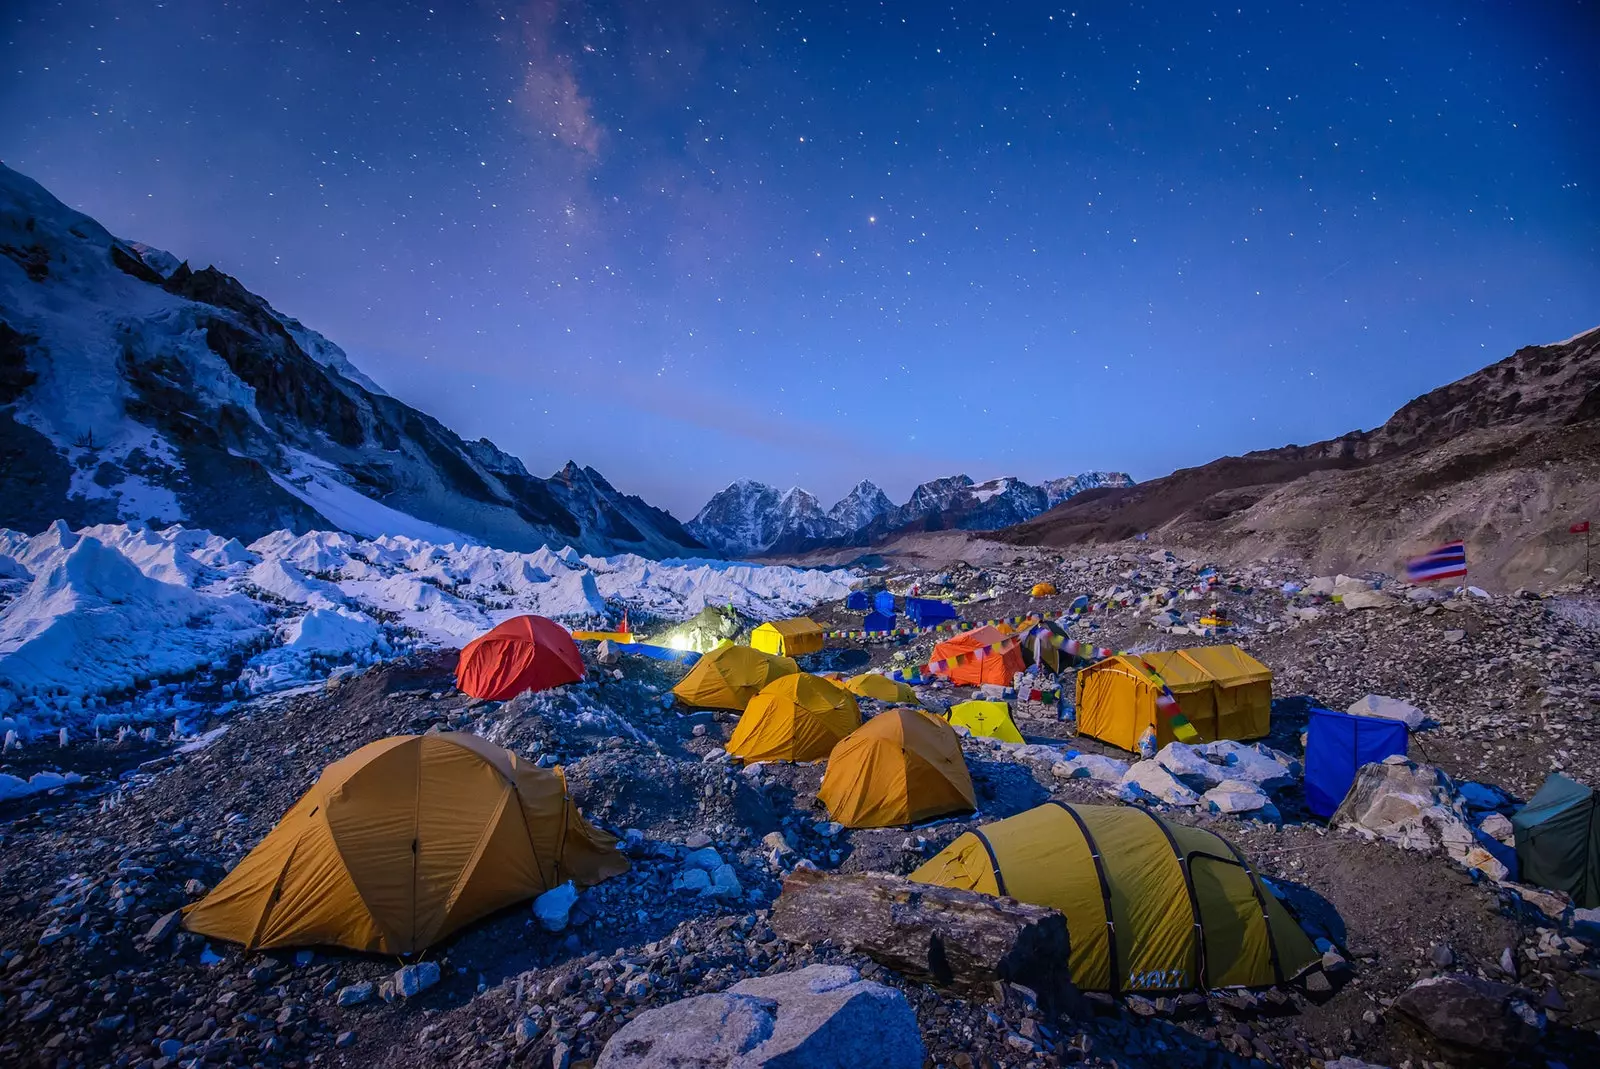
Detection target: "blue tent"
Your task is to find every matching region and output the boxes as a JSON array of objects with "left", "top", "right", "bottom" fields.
[
  {"left": 873, "top": 591, "right": 898, "bottom": 616},
  {"left": 1304, "top": 707, "right": 1409, "bottom": 817},
  {"left": 863, "top": 611, "right": 896, "bottom": 633},
  {"left": 905, "top": 597, "right": 957, "bottom": 627},
  {"left": 845, "top": 591, "right": 871, "bottom": 611}
]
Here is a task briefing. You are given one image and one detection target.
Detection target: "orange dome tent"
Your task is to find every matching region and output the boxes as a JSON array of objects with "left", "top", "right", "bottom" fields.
[
  {"left": 932, "top": 625, "right": 1024, "bottom": 687},
  {"left": 182, "top": 733, "right": 627, "bottom": 954},
  {"left": 456, "top": 615, "right": 585, "bottom": 700},
  {"left": 818, "top": 708, "right": 975, "bottom": 827},
  {"left": 726, "top": 673, "right": 861, "bottom": 763},
  {"left": 672, "top": 645, "right": 798, "bottom": 711}
]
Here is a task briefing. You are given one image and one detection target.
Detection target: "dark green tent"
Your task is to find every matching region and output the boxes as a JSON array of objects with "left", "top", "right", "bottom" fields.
[{"left": 1511, "top": 773, "right": 1600, "bottom": 908}]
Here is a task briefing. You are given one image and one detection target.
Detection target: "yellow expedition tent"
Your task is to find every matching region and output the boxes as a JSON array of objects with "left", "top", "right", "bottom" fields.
[
  {"left": 672, "top": 644, "right": 797, "bottom": 710},
  {"left": 947, "top": 699, "right": 1024, "bottom": 744},
  {"left": 818, "top": 708, "right": 975, "bottom": 828},
  {"left": 726, "top": 673, "right": 861, "bottom": 763},
  {"left": 750, "top": 617, "right": 825, "bottom": 657},
  {"left": 1030, "top": 582, "right": 1057, "bottom": 597},
  {"left": 182, "top": 733, "right": 627, "bottom": 954},
  {"left": 1075, "top": 644, "right": 1272, "bottom": 751},
  {"left": 844, "top": 672, "right": 919, "bottom": 704},
  {"left": 910, "top": 802, "right": 1317, "bottom": 992}
]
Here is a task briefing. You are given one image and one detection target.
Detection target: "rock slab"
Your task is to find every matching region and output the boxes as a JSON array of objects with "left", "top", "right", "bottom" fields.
[{"left": 1392, "top": 973, "right": 1545, "bottom": 1054}]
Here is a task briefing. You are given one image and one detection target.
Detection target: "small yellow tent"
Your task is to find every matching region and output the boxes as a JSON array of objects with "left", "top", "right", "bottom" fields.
[
  {"left": 844, "top": 672, "right": 919, "bottom": 704},
  {"left": 672, "top": 645, "right": 798, "bottom": 710},
  {"left": 750, "top": 617, "right": 825, "bottom": 657},
  {"left": 182, "top": 733, "right": 627, "bottom": 954},
  {"left": 910, "top": 802, "right": 1317, "bottom": 992},
  {"left": 726, "top": 673, "right": 861, "bottom": 763},
  {"left": 1030, "top": 582, "right": 1057, "bottom": 597},
  {"left": 1075, "top": 644, "right": 1272, "bottom": 751},
  {"left": 818, "top": 708, "right": 975, "bottom": 828},
  {"left": 948, "top": 699, "right": 1024, "bottom": 744}
]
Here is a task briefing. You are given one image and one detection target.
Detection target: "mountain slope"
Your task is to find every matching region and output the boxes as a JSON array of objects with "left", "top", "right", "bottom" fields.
[
  {"left": 1001, "top": 327, "right": 1600, "bottom": 589},
  {"left": 0, "top": 162, "right": 700, "bottom": 556}
]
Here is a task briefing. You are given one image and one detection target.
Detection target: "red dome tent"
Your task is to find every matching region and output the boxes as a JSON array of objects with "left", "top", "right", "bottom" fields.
[{"left": 456, "top": 615, "right": 585, "bottom": 700}]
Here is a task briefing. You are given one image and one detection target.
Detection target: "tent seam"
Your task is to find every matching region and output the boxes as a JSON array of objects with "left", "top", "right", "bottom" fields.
[
  {"left": 1132, "top": 806, "right": 1209, "bottom": 990},
  {"left": 1215, "top": 836, "right": 1285, "bottom": 985},
  {"left": 1048, "top": 801, "right": 1121, "bottom": 995},
  {"left": 971, "top": 829, "right": 1008, "bottom": 897}
]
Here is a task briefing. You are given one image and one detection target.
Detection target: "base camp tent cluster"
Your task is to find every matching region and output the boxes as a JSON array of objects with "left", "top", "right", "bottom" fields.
[
  {"left": 183, "top": 733, "right": 627, "bottom": 953},
  {"left": 911, "top": 802, "right": 1319, "bottom": 992}
]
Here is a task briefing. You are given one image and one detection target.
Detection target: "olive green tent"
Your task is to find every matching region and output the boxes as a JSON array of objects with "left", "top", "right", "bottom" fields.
[{"left": 1512, "top": 773, "right": 1600, "bottom": 909}]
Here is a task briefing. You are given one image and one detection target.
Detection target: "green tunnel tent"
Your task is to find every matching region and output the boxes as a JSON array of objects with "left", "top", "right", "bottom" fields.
[
  {"left": 909, "top": 802, "right": 1319, "bottom": 993},
  {"left": 1512, "top": 773, "right": 1600, "bottom": 909}
]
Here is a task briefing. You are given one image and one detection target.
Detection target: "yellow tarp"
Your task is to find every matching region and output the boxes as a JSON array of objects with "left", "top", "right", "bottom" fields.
[
  {"left": 1075, "top": 644, "right": 1272, "bottom": 751},
  {"left": 844, "top": 672, "right": 919, "bottom": 704},
  {"left": 726, "top": 673, "right": 861, "bottom": 763},
  {"left": 947, "top": 700, "right": 1024, "bottom": 744},
  {"left": 910, "top": 802, "right": 1317, "bottom": 992},
  {"left": 672, "top": 645, "right": 798, "bottom": 710},
  {"left": 750, "top": 617, "right": 825, "bottom": 657},
  {"left": 818, "top": 708, "right": 975, "bottom": 828},
  {"left": 182, "top": 734, "right": 627, "bottom": 954}
]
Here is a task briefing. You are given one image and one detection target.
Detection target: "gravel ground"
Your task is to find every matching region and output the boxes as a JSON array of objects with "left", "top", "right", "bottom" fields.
[{"left": 3, "top": 549, "right": 1599, "bottom": 1068}]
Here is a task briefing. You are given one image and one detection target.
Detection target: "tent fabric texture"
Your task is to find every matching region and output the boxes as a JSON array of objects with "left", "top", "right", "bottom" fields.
[
  {"left": 1030, "top": 582, "right": 1058, "bottom": 597},
  {"left": 1303, "top": 707, "right": 1409, "bottom": 818},
  {"left": 905, "top": 597, "right": 958, "bottom": 627},
  {"left": 455, "top": 615, "right": 585, "bottom": 700},
  {"left": 947, "top": 700, "right": 1025, "bottom": 744},
  {"left": 862, "top": 611, "right": 896, "bottom": 633},
  {"left": 910, "top": 802, "right": 1318, "bottom": 993},
  {"left": 818, "top": 708, "right": 976, "bottom": 828},
  {"left": 844, "top": 591, "right": 871, "bottom": 611},
  {"left": 1074, "top": 645, "right": 1272, "bottom": 752},
  {"left": 750, "top": 617, "right": 825, "bottom": 657},
  {"left": 873, "top": 591, "right": 898, "bottom": 616},
  {"left": 672, "top": 645, "right": 797, "bottom": 710},
  {"left": 182, "top": 733, "right": 627, "bottom": 954},
  {"left": 844, "top": 672, "right": 920, "bottom": 704},
  {"left": 725, "top": 673, "right": 861, "bottom": 763},
  {"left": 933, "top": 625, "right": 1024, "bottom": 686},
  {"left": 1512, "top": 774, "right": 1600, "bottom": 909}
]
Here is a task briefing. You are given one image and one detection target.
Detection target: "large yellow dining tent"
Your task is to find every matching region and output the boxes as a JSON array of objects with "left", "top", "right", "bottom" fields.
[
  {"left": 749, "top": 617, "right": 825, "bottom": 657},
  {"left": 1074, "top": 645, "right": 1272, "bottom": 751},
  {"left": 910, "top": 802, "right": 1317, "bottom": 992}
]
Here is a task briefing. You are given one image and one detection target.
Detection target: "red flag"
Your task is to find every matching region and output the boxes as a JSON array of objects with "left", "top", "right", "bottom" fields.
[{"left": 1573, "top": 521, "right": 1592, "bottom": 534}]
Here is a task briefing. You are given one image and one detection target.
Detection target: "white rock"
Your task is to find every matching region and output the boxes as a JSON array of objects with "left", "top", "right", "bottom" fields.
[
  {"left": 1117, "top": 761, "right": 1200, "bottom": 806},
  {"left": 1477, "top": 812, "right": 1515, "bottom": 845},
  {"left": 1051, "top": 753, "right": 1129, "bottom": 784},
  {"left": 1195, "top": 739, "right": 1300, "bottom": 792},
  {"left": 1347, "top": 694, "right": 1426, "bottom": 731},
  {"left": 672, "top": 868, "right": 712, "bottom": 895},
  {"left": 681, "top": 847, "right": 724, "bottom": 871},
  {"left": 393, "top": 961, "right": 440, "bottom": 998},
  {"left": 1341, "top": 589, "right": 1398, "bottom": 611},
  {"left": 533, "top": 881, "right": 579, "bottom": 932},
  {"left": 1201, "top": 780, "right": 1271, "bottom": 815},
  {"left": 1155, "top": 742, "right": 1226, "bottom": 790},
  {"left": 708, "top": 863, "right": 743, "bottom": 899}
]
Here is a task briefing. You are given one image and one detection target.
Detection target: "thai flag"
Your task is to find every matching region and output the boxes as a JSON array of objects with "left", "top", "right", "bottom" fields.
[{"left": 1406, "top": 540, "right": 1467, "bottom": 582}]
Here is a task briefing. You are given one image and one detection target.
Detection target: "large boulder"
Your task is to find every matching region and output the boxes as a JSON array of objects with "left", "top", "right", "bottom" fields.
[
  {"left": 1201, "top": 780, "right": 1276, "bottom": 818},
  {"left": 1051, "top": 752, "right": 1129, "bottom": 784},
  {"left": 1332, "top": 757, "right": 1486, "bottom": 871},
  {"left": 1391, "top": 974, "right": 1545, "bottom": 1055},
  {"left": 595, "top": 964, "right": 923, "bottom": 1069},
  {"left": 1154, "top": 742, "right": 1226, "bottom": 791},
  {"left": 1117, "top": 760, "right": 1200, "bottom": 806},
  {"left": 1341, "top": 589, "right": 1398, "bottom": 611},
  {"left": 1347, "top": 694, "right": 1425, "bottom": 731}
]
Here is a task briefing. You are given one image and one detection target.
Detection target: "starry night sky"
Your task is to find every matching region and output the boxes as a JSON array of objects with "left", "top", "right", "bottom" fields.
[{"left": 3, "top": 1, "right": 1597, "bottom": 518}]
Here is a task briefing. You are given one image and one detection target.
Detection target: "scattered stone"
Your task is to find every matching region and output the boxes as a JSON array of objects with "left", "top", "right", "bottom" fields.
[
  {"left": 1392, "top": 974, "right": 1545, "bottom": 1055},
  {"left": 336, "top": 982, "right": 374, "bottom": 1006},
  {"left": 393, "top": 960, "right": 440, "bottom": 998},
  {"left": 1347, "top": 694, "right": 1425, "bottom": 730},
  {"left": 534, "top": 881, "right": 579, "bottom": 932}
]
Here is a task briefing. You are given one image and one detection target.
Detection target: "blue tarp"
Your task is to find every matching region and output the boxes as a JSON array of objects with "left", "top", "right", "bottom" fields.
[
  {"left": 873, "top": 591, "right": 898, "bottom": 616},
  {"left": 863, "top": 611, "right": 896, "bottom": 633},
  {"left": 623, "top": 642, "right": 703, "bottom": 666},
  {"left": 845, "top": 591, "right": 871, "bottom": 611},
  {"left": 904, "top": 597, "right": 958, "bottom": 626},
  {"left": 1304, "top": 707, "right": 1409, "bottom": 818}
]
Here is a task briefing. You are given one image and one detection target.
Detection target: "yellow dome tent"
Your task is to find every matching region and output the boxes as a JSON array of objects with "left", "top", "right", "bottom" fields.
[
  {"left": 1075, "top": 644, "right": 1272, "bottom": 752},
  {"left": 750, "top": 617, "right": 825, "bottom": 657},
  {"left": 182, "top": 733, "right": 627, "bottom": 954},
  {"left": 910, "top": 802, "right": 1317, "bottom": 993},
  {"left": 1030, "top": 582, "right": 1057, "bottom": 597},
  {"left": 947, "top": 699, "right": 1024, "bottom": 744},
  {"left": 726, "top": 673, "right": 861, "bottom": 763},
  {"left": 844, "top": 672, "right": 920, "bottom": 704},
  {"left": 672, "top": 645, "right": 798, "bottom": 710},
  {"left": 818, "top": 708, "right": 976, "bottom": 828}
]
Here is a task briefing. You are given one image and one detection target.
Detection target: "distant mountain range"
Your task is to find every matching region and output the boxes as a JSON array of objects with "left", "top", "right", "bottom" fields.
[
  {"left": 0, "top": 163, "right": 703, "bottom": 557},
  {"left": 1001, "top": 325, "right": 1600, "bottom": 589},
  {"left": 687, "top": 471, "right": 1133, "bottom": 556}
]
